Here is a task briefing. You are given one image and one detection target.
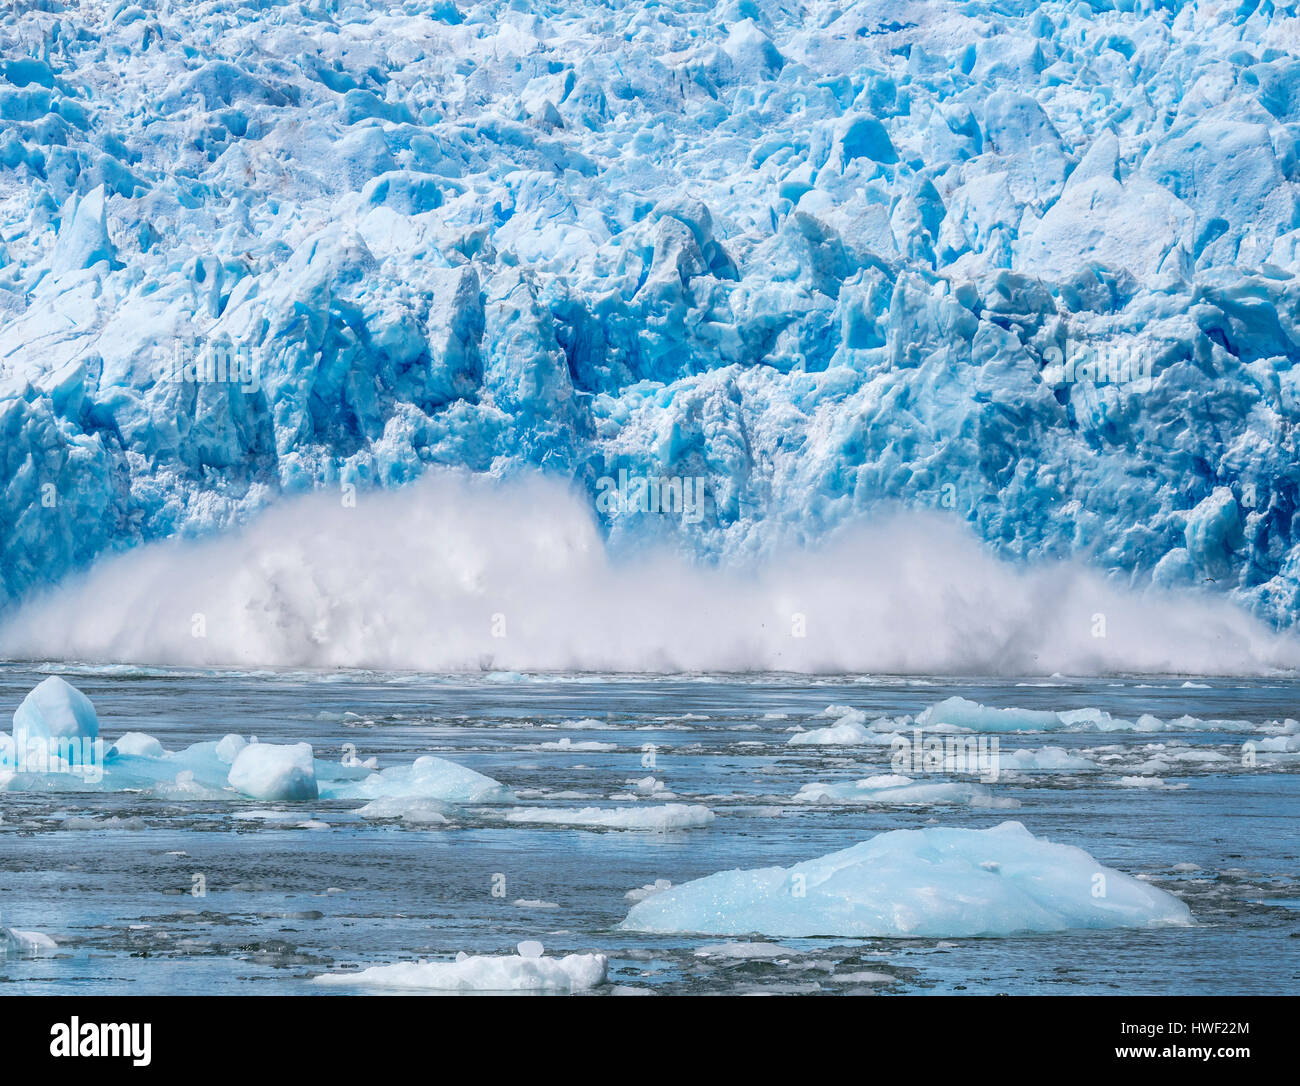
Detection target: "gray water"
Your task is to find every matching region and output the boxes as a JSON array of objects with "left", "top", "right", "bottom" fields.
[{"left": 0, "top": 665, "right": 1296, "bottom": 995}]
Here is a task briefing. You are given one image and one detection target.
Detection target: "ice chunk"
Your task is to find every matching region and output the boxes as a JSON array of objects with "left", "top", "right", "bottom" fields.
[
  {"left": 227, "top": 742, "right": 318, "bottom": 802},
  {"left": 314, "top": 950, "right": 607, "bottom": 992},
  {"left": 13, "top": 677, "right": 100, "bottom": 741},
  {"left": 621, "top": 821, "right": 1192, "bottom": 937}
]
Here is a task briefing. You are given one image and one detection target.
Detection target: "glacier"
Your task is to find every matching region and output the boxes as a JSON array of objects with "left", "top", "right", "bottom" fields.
[{"left": 3, "top": 0, "right": 1300, "bottom": 659}]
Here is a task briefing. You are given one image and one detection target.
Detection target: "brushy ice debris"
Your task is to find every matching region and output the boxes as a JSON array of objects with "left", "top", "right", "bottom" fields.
[
  {"left": 504, "top": 804, "right": 714, "bottom": 831},
  {"left": 793, "top": 774, "right": 1018, "bottom": 808},
  {"left": 6, "top": 0, "right": 1300, "bottom": 649},
  {"left": 621, "top": 821, "right": 1192, "bottom": 938},
  {"left": 314, "top": 949, "right": 607, "bottom": 992},
  {"left": 12, "top": 677, "right": 98, "bottom": 741},
  {"left": 227, "top": 742, "right": 319, "bottom": 802}
]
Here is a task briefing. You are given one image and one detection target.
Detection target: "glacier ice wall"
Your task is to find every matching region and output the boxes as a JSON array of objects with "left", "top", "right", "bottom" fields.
[{"left": 3, "top": 0, "right": 1300, "bottom": 630}]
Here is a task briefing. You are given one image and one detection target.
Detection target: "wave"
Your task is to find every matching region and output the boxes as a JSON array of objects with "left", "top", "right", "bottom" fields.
[{"left": 1, "top": 472, "right": 1297, "bottom": 675}]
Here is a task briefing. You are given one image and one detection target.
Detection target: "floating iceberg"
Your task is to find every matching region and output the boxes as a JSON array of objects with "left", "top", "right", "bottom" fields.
[{"left": 621, "top": 821, "right": 1192, "bottom": 938}]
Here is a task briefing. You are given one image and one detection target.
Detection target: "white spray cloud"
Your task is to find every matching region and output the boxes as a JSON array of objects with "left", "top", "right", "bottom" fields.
[{"left": 1, "top": 472, "right": 1296, "bottom": 675}]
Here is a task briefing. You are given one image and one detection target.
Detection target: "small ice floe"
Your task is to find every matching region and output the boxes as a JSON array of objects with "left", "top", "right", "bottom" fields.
[
  {"left": 621, "top": 821, "right": 1192, "bottom": 938},
  {"left": 504, "top": 804, "right": 715, "bottom": 831},
  {"left": 917, "top": 697, "right": 1061, "bottom": 733},
  {"left": 354, "top": 796, "right": 452, "bottom": 824},
  {"left": 694, "top": 942, "right": 794, "bottom": 960},
  {"left": 997, "top": 746, "right": 1097, "bottom": 772},
  {"left": 1118, "top": 776, "right": 1189, "bottom": 790},
  {"left": 535, "top": 738, "right": 617, "bottom": 752},
  {"left": 314, "top": 943, "right": 607, "bottom": 993},
  {"left": 794, "top": 774, "right": 1018, "bottom": 808}
]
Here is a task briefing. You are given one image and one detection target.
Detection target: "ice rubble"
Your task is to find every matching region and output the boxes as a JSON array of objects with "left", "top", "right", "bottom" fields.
[
  {"left": 315, "top": 946, "right": 608, "bottom": 992},
  {"left": 2, "top": 1, "right": 1300, "bottom": 638},
  {"left": 621, "top": 821, "right": 1192, "bottom": 938}
]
